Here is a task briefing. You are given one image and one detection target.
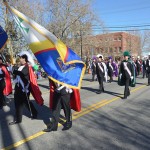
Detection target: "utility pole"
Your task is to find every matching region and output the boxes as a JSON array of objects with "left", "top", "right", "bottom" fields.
[{"left": 80, "top": 27, "right": 83, "bottom": 60}]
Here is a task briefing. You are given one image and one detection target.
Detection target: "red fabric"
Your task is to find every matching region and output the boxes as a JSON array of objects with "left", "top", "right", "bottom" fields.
[
  {"left": 49, "top": 80, "right": 81, "bottom": 112},
  {"left": 0, "top": 65, "right": 12, "bottom": 96},
  {"left": 28, "top": 65, "right": 44, "bottom": 106}
]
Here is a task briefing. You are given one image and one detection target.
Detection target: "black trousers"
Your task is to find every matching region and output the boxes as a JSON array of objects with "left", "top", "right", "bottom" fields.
[
  {"left": 14, "top": 87, "right": 37, "bottom": 122},
  {"left": 124, "top": 78, "right": 130, "bottom": 98},
  {"left": 137, "top": 67, "right": 140, "bottom": 75},
  {"left": 52, "top": 92, "right": 71, "bottom": 127},
  {"left": 109, "top": 75, "right": 113, "bottom": 82},
  {"left": 92, "top": 73, "right": 97, "bottom": 81},
  {"left": 148, "top": 73, "right": 150, "bottom": 85},
  {"left": 0, "top": 79, "right": 6, "bottom": 108},
  {"left": 97, "top": 76, "right": 104, "bottom": 92},
  {"left": 108, "top": 71, "right": 113, "bottom": 82},
  {"left": 143, "top": 69, "right": 148, "bottom": 78}
]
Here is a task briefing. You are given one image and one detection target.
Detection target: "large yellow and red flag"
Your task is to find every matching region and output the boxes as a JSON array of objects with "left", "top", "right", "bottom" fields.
[{"left": 5, "top": 2, "right": 86, "bottom": 89}]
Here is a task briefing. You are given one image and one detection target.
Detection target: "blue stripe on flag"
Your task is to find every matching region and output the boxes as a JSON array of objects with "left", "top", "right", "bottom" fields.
[
  {"left": 35, "top": 50, "right": 84, "bottom": 87},
  {"left": 0, "top": 26, "right": 8, "bottom": 50}
]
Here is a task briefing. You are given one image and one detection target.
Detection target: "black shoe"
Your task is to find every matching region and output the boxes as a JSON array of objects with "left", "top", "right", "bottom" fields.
[
  {"left": 31, "top": 114, "right": 38, "bottom": 120},
  {"left": 122, "top": 97, "right": 127, "bottom": 99},
  {"left": 62, "top": 121, "right": 72, "bottom": 131},
  {"left": 96, "top": 91, "right": 101, "bottom": 94},
  {"left": 43, "top": 127, "right": 57, "bottom": 132},
  {"left": 127, "top": 92, "right": 130, "bottom": 96},
  {"left": 43, "top": 123, "right": 57, "bottom": 132},
  {"left": 147, "top": 84, "right": 150, "bottom": 86},
  {"left": 9, "top": 121, "right": 21, "bottom": 125}
]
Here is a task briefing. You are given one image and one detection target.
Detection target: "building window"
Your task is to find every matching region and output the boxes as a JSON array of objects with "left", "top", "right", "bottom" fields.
[
  {"left": 114, "top": 37, "right": 117, "bottom": 41},
  {"left": 114, "top": 47, "right": 117, "bottom": 53},
  {"left": 101, "top": 48, "right": 104, "bottom": 53},
  {"left": 119, "top": 47, "right": 122, "bottom": 52},
  {"left": 105, "top": 47, "right": 108, "bottom": 53},
  {"left": 118, "top": 36, "right": 122, "bottom": 41},
  {"left": 110, "top": 47, "right": 113, "bottom": 53}
]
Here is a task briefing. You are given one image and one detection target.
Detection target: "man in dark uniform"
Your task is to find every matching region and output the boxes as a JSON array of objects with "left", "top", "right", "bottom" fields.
[
  {"left": 0, "top": 57, "right": 6, "bottom": 109},
  {"left": 107, "top": 56, "right": 114, "bottom": 83},
  {"left": 136, "top": 56, "right": 141, "bottom": 76},
  {"left": 9, "top": 54, "right": 38, "bottom": 125},
  {"left": 91, "top": 56, "right": 97, "bottom": 81},
  {"left": 143, "top": 56, "right": 148, "bottom": 78},
  {"left": 146, "top": 53, "right": 150, "bottom": 86},
  {"left": 119, "top": 51, "right": 134, "bottom": 99},
  {"left": 43, "top": 81, "right": 73, "bottom": 132},
  {"left": 96, "top": 54, "right": 105, "bottom": 94},
  {"left": 0, "top": 56, "right": 12, "bottom": 109}
]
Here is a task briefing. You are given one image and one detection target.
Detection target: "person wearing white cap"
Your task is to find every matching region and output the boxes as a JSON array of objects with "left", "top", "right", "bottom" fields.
[{"left": 146, "top": 53, "right": 150, "bottom": 86}]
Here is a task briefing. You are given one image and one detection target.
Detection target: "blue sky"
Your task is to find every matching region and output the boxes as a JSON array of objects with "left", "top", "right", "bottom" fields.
[{"left": 92, "top": 0, "right": 150, "bottom": 32}]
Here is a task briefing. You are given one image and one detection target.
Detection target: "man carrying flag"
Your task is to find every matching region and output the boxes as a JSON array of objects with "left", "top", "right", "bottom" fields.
[{"left": 43, "top": 80, "right": 81, "bottom": 132}]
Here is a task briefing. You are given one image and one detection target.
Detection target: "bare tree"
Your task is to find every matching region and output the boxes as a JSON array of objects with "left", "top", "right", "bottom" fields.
[
  {"left": 139, "top": 31, "right": 150, "bottom": 54},
  {"left": 0, "top": 0, "right": 45, "bottom": 59},
  {"left": 46, "top": 0, "right": 99, "bottom": 57}
]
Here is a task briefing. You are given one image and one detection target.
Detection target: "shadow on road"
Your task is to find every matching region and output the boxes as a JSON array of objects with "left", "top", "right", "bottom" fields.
[{"left": 38, "top": 83, "right": 49, "bottom": 89}]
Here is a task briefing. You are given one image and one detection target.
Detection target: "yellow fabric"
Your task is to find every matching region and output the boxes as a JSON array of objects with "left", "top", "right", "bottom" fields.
[{"left": 29, "top": 40, "right": 55, "bottom": 54}]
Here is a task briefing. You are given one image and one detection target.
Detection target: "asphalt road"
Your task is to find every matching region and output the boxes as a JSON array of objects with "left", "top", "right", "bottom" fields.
[{"left": 0, "top": 74, "right": 150, "bottom": 150}]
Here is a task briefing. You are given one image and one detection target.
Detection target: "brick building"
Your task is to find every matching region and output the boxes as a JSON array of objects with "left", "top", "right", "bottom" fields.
[{"left": 82, "top": 32, "right": 141, "bottom": 59}]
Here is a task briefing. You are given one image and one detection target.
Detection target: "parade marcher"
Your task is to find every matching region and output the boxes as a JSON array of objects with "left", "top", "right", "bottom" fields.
[
  {"left": 142, "top": 56, "right": 148, "bottom": 79},
  {"left": 146, "top": 53, "right": 150, "bottom": 86},
  {"left": 0, "top": 56, "right": 12, "bottom": 109},
  {"left": 132, "top": 56, "right": 137, "bottom": 77},
  {"left": 96, "top": 54, "right": 107, "bottom": 94},
  {"left": 107, "top": 56, "right": 118, "bottom": 83},
  {"left": 9, "top": 51, "right": 44, "bottom": 125},
  {"left": 118, "top": 51, "right": 134, "bottom": 99},
  {"left": 43, "top": 80, "right": 81, "bottom": 132},
  {"left": 91, "top": 56, "right": 97, "bottom": 81},
  {"left": 136, "top": 56, "right": 141, "bottom": 76}
]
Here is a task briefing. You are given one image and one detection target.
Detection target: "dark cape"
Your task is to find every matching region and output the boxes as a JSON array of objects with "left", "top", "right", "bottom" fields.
[{"left": 118, "top": 60, "right": 136, "bottom": 87}]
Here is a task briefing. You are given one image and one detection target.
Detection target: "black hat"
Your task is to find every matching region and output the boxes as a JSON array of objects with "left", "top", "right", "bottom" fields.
[{"left": 20, "top": 54, "right": 28, "bottom": 62}]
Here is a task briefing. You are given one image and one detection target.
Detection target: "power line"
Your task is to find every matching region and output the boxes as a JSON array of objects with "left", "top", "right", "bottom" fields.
[
  {"left": 100, "top": 5, "right": 150, "bottom": 15},
  {"left": 92, "top": 24, "right": 150, "bottom": 29},
  {"left": 91, "top": 28, "right": 150, "bottom": 32}
]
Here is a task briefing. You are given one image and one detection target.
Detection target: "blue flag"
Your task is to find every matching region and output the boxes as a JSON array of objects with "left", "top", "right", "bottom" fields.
[{"left": 0, "top": 26, "right": 8, "bottom": 51}]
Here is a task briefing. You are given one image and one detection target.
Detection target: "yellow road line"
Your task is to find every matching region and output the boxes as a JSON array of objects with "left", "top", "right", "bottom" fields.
[{"left": 1, "top": 85, "right": 146, "bottom": 150}]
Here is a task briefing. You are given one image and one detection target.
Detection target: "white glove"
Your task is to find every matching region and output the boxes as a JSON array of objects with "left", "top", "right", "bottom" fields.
[
  {"left": 130, "top": 76, "right": 133, "bottom": 80},
  {"left": 119, "top": 74, "right": 122, "bottom": 78}
]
